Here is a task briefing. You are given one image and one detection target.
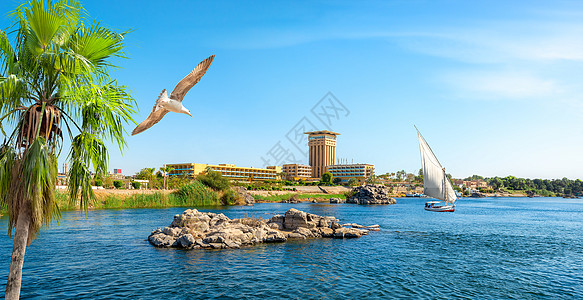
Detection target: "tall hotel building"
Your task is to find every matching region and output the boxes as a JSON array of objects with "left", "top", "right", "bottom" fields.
[{"left": 305, "top": 130, "right": 340, "bottom": 178}]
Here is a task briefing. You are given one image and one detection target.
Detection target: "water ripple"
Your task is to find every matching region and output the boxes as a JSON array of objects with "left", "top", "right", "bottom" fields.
[{"left": 0, "top": 198, "right": 581, "bottom": 298}]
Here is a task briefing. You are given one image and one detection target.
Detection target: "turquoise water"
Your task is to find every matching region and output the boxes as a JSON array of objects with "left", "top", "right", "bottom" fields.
[{"left": 0, "top": 197, "right": 582, "bottom": 299}]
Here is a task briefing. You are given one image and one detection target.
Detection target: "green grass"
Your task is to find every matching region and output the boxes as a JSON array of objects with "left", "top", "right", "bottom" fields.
[
  {"left": 8, "top": 181, "right": 225, "bottom": 214},
  {"left": 252, "top": 193, "right": 346, "bottom": 202},
  {"left": 0, "top": 189, "right": 346, "bottom": 216}
]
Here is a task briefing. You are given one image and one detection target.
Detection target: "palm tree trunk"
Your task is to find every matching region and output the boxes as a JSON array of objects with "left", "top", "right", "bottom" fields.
[{"left": 5, "top": 203, "right": 31, "bottom": 300}]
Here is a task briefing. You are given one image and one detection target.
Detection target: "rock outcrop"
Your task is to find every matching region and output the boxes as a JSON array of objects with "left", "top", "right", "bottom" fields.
[
  {"left": 347, "top": 184, "right": 396, "bottom": 205},
  {"left": 148, "top": 208, "right": 373, "bottom": 250},
  {"left": 470, "top": 192, "right": 486, "bottom": 198},
  {"left": 281, "top": 195, "right": 300, "bottom": 203},
  {"left": 329, "top": 197, "right": 345, "bottom": 204},
  {"left": 233, "top": 187, "right": 255, "bottom": 205}
]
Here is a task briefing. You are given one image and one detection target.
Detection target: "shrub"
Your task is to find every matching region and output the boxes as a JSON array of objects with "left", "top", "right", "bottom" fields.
[
  {"left": 321, "top": 172, "right": 333, "bottom": 184},
  {"left": 344, "top": 189, "right": 356, "bottom": 199},
  {"left": 94, "top": 179, "right": 103, "bottom": 187},
  {"left": 113, "top": 180, "right": 123, "bottom": 189},
  {"left": 197, "top": 170, "right": 230, "bottom": 191},
  {"left": 220, "top": 189, "right": 239, "bottom": 205},
  {"left": 173, "top": 180, "right": 220, "bottom": 206},
  {"left": 131, "top": 181, "right": 141, "bottom": 189}
]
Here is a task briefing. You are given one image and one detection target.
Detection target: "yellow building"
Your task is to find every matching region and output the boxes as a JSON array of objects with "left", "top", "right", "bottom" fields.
[
  {"left": 167, "top": 163, "right": 281, "bottom": 181},
  {"left": 325, "top": 164, "right": 375, "bottom": 183},
  {"left": 282, "top": 164, "right": 312, "bottom": 181},
  {"left": 305, "top": 130, "right": 339, "bottom": 178}
]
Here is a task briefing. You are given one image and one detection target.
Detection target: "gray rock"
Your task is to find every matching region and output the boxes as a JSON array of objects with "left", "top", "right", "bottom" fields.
[
  {"left": 347, "top": 184, "right": 397, "bottom": 205},
  {"left": 286, "top": 232, "right": 306, "bottom": 239},
  {"left": 148, "top": 208, "right": 376, "bottom": 250},
  {"left": 234, "top": 187, "right": 255, "bottom": 205},
  {"left": 263, "top": 230, "right": 287, "bottom": 243},
  {"left": 329, "top": 197, "right": 345, "bottom": 204},
  {"left": 283, "top": 208, "right": 309, "bottom": 229},
  {"left": 224, "top": 239, "right": 241, "bottom": 249},
  {"left": 330, "top": 221, "right": 342, "bottom": 229},
  {"left": 148, "top": 233, "right": 177, "bottom": 247},
  {"left": 318, "top": 218, "right": 330, "bottom": 228},
  {"left": 333, "top": 227, "right": 363, "bottom": 239},
  {"left": 266, "top": 215, "right": 284, "bottom": 230},
  {"left": 177, "top": 234, "right": 196, "bottom": 248},
  {"left": 209, "top": 243, "right": 224, "bottom": 249},
  {"left": 281, "top": 195, "right": 300, "bottom": 203},
  {"left": 318, "top": 227, "right": 334, "bottom": 237},
  {"left": 294, "top": 227, "right": 316, "bottom": 238},
  {"left": 162, "top": 227, "right": 181, "bottom": 237}
]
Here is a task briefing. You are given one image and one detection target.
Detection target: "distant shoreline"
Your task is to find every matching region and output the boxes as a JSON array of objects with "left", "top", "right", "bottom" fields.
[{"left": 1, "top": 189, "right": 571, "bottom": 216}]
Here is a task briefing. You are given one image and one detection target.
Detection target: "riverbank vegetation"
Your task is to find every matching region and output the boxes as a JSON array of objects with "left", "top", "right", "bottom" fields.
[
  {"left": 44, "top": 183, "right": 224, "bottom": 212},
  {"left": 464, "top": 175, "right": 583, "bottom": 197},
  {"left": 0, "top": 176, "right": 240, "bottom": 215},
  {"left": 252, "top": 193, "right": 345, "bottom": 203}
]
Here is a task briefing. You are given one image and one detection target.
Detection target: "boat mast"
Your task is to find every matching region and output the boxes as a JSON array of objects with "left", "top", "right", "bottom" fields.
[{"left": 442, "top": 167, "right": 447, "bottom": 203}]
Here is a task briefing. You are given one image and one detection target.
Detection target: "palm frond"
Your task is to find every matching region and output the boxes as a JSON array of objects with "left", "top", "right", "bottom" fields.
[
  {"left": 24, "top": 0, "right": 70, "bottom": 55},
  {"left": 67, "top": 155, "right": 94, "bottom": 214},
  {"left": 0, "top": 75, "right": 26, "bottom": 116},
  {"left": 0, "top": 146, "right": 16, "bottom": 210},
  {"left": 69, "top": 21, "right": 126, "bottom": 70},
  {"left": 42, "top": 49, "right": 94, "bottom": 75},
  {"left": 19, "top": 137, "right": 59, "bottom": 243},
  {"left": 0, "top": 30, "right": 17, "bottom": 74}
]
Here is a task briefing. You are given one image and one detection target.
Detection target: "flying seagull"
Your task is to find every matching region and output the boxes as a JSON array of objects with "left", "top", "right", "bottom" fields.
[{"left": 132, "top": 55, "right": 215, "bottom": 135}]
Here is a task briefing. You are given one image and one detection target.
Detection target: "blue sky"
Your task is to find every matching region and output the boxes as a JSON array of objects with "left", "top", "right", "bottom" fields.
[{"left": 1, "top": 0, "right": 582, "bottom": 179}]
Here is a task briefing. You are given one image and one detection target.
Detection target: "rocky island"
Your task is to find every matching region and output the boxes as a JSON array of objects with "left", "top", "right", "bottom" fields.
[
  {"left": 341, "top": 184, "right": 397, "bottom": 204},
  {"left": 148, "top": 208, "right": 379, "bottom": 250}
]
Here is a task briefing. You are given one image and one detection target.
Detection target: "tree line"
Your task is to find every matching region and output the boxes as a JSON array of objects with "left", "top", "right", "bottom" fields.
[{"left": 485, "top": 176, "right": 583, "bottom": 197}]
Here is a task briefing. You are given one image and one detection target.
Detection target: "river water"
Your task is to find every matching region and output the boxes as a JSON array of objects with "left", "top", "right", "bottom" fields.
[{"left": 0, "top": 197, "right": 582, "bottom": 299}]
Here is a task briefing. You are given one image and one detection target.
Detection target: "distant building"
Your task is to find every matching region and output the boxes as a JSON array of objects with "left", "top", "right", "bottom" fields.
[
  {"left": 109, "top": 169, "right": 124, "bottom": 180},
  {"left": 266, "top": 165, "right": 282, "bottom": 175},
  {"left": 453, "top": 179, "right": 489, "bottom": 190},
  {"left": 57, "top": 173, "right": 67, "bottom": 186},
  {"left": 167, "top": 163, "right": 280, "bottom": 181},
  {"left": 325, "top": 164, "right": 375, "bottom": 184},
  {"left": 282, "top": 164, "right": 312, "bottom": 181},
  {"left": 305, "top": 130, "right": 339, "bottom": 178}
]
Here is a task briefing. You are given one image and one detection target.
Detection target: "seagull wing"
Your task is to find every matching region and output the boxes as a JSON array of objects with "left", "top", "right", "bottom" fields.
[
  {"left": 132, "top": 105, "right": 170, "bottom": 135},
  {"left": 170, "top": 55, "right": 215, "bottom": 102}
]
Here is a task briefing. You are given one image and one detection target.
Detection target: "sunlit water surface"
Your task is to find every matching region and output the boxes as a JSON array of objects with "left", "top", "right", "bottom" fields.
[{"left": 1, "top": 197, "right": 582, "bottom": 299}]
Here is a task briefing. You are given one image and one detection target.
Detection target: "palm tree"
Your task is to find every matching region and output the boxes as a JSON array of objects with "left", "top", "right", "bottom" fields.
[
  {"left": 145, "top": 167, "right": 155, "bottom": 189},
  {"left": 159, "top": 166, "right": 166, "bottom": 189},
  {"left": 0, "top": 1, "right": 136, "bottom": 298},
  {"left": 160, "top": 165, "right": 174, "bottom": 190}
]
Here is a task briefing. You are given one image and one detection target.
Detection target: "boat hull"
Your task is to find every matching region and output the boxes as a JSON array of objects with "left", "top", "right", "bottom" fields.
[
  {"left": 424, "top": 201, "right": 455, "bottom": 212},
  {"left": 424, "top": 206, "right": 455, "bottom": 212}
]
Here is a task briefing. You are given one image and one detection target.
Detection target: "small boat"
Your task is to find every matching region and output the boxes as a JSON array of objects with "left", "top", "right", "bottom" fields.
[
  {"left": 424, "top": 201, "right": 455, "bottom": 212},
  {"left": 416, "top": 127, "right": 458, "bottom": 212}
]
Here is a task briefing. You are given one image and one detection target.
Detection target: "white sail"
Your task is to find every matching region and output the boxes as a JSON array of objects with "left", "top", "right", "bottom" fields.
[{"left": 416, "top": 128, "right": 457, "bottom": 204}]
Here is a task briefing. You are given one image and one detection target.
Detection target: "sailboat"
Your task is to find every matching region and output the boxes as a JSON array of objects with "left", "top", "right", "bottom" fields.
[{"left": 416, "top": 127, "right": 458, "bottom": 212}]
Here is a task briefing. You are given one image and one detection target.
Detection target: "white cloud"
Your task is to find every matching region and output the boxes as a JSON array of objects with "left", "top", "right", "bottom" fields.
[
  {"left": 395, "top": 22, "right": 583, "bottom": 64},
  {"left": 441, "top": 71, "right": 559, "bottom": 100}
]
